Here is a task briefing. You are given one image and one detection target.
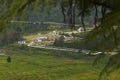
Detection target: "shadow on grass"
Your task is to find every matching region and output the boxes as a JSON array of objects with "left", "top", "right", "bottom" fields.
[
  {"left": 6, "top": 45, "right": 95, "bottom": 60},
  {"left": 33, "top": 48, "right": 95, "bottom": 60}
]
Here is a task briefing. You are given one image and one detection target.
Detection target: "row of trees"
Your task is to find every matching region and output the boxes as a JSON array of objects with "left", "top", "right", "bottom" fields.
[
  {"left": 0, "top": 26, "right": 22, "bottom": 46},
  {"left": 0, "top": 22, "right": 51, "bottom": 46}
]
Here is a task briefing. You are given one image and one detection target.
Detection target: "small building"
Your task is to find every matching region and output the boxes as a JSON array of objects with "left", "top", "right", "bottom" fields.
[
  {"left": 36, "top": 37, "right": 47, "bottom": 41},
  {"left": 18, "top": 40, "right": 26, "bottom": 44}
]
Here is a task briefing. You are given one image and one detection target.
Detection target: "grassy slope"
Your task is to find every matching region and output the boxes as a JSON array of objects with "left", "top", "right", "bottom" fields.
[{"left": 0, "top": 45, "right": 119, "bottom": 80}]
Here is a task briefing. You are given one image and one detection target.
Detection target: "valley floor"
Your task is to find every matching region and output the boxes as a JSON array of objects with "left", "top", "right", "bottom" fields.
[{"left": 0, "top": 45, "right": 119, "bottom": 80}]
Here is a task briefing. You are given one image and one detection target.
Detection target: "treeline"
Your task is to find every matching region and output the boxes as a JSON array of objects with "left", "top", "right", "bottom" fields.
[
  {"left": 0, "top": 26, "right": 21, "bottom": 46},
  {"left": 0, "top": 23, "right": 50, "bottom": 46},
  {"left": 0, "top": 21, "right": 73, "bottom": 46}
]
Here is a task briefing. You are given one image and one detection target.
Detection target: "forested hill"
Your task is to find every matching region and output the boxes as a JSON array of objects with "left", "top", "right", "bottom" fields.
[
  {"left": 19, "top": 4, "right": 95, "bottom": 25},
  {"left": 25, "top": 6, "right": 63, "bottom": 23}
]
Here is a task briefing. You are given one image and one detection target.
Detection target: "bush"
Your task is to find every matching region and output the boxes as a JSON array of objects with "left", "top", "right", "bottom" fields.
[{"left": 7, "top": 56, "right": 11, "bottom": 63}]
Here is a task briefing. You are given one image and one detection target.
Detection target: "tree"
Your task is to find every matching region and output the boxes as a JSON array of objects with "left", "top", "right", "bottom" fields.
[{"left": 84, "top": 0, "right": 120, "bottom": 79}]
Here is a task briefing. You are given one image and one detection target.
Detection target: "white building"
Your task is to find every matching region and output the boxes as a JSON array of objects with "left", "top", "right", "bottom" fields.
[{"left": 18, "top": 40, "right": 26, "bottom": 44}]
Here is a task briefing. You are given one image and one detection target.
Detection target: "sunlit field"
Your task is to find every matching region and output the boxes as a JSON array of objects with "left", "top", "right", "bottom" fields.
[{"left": 0, "top": 45, "right": 119, "bottom": 80}]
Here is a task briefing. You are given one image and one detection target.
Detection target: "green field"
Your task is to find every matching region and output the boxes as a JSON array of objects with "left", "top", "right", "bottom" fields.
[{"left": 0, "top": 45, "right": 119, "bottom": 80}]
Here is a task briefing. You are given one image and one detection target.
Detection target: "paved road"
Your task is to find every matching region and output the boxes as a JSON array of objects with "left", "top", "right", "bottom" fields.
[
  {"left": 29, "top": 45, "right": 81, "bottom": 52},
  {"left": 28, "top": 45, "right": 119, "bottom": 55}
]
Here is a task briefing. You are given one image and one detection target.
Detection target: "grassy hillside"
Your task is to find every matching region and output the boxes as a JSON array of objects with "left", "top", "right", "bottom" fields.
[{"left": 0, "top": 45, "right": 119, "bottom": 80}]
